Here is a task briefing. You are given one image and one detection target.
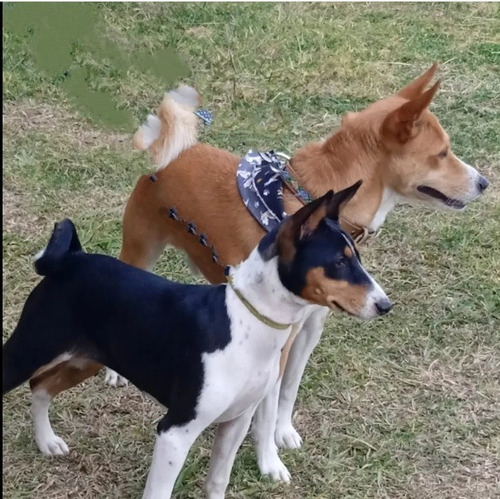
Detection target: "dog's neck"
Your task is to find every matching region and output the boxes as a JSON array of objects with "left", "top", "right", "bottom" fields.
[
  {"left": 291, "top": 128, "right": 401, "bottom": 231},
  {"left": 229, "top": 248, "right": 310, "bottom": 327}
]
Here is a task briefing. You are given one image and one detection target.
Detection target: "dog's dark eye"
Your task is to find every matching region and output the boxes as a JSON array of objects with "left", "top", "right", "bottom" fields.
[
  {"left": 438, "top": 149, "right": 448, "bottom": 159},
  {"left": 335, "top": 258, "right": 346, "bottom": 268}
]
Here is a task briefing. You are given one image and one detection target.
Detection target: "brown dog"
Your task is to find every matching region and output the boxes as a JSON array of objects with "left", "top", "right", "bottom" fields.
[{"left": 33, "top": 64, "right": 489, "bottom": 481}]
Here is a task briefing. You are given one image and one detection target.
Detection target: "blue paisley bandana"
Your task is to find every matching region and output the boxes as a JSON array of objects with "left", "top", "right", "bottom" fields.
[{"left": 236, "top": 150, "right": 312, "bottom": 232}]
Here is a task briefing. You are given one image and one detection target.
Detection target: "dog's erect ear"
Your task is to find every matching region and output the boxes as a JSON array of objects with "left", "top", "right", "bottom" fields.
[
  {"left": 383, "top": 80, "right": 440, "bottom": 142},
  {"left": 326, "top": 180, "right": 362, "bottom": 221},
  {"left": 276, "top": 191, "right": 334, "bottom": 263},
  {"left": 396, "top": 62, "right": 438, "bottom": 100}
]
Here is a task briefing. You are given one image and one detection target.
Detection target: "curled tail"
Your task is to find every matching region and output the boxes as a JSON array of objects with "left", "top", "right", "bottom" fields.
[
  {"left": 34, "top": 219, "right": 82, "bottom": 276},
  {"left": 134, "top": 84, "right": 201, "bottom": 172}
]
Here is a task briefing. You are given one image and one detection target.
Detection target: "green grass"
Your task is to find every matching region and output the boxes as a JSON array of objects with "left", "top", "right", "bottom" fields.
[{"left": 3, "top": 3, "right": 500, "bottom": 498}]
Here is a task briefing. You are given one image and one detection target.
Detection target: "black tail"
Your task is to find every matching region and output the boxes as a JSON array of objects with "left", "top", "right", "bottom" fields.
[{"left": 34, "top": 219, "right": 82, "bottom": 276}]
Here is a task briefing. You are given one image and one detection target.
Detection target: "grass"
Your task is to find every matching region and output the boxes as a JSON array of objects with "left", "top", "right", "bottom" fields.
[{"left": 3, "top": 3, "right": 500, "bottom": 498}]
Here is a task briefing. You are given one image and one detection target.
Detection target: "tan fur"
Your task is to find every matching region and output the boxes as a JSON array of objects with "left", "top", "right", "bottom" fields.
[
  {"left": 279, "top": 323, "right": 301, "bottom": 378},
  {"left": 119, "top": 63, "right": 476, "bottom": 280},
  {"left": 301, "top": 204, "right": 328, "bottom": 239},
  {"left": 396, "top": 62, "right": 438, "bottom": 99},
  {"left": 344, "top": 246, "right": 353, "bottom": 258},
  {"left": 134, "top": 87, "right": 201, "bottom": 170},
  {"left": 275, "top": 194, "right": 332, "bottom": 265},
  {"left": 45, "top": 64, "right": 481, "bottom": 396},
  {"left": 30, "top": 359, "right": 101, "bottom": 397},
  {"left": 300, "top": 267, "right": 369, "bottom": 316}
]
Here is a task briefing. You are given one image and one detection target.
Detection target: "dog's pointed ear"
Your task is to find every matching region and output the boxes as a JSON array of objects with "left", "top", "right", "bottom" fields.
[
  {"left": 326, "top": 180, "right": 362, "bottom": 221},
  {"left": 383, "top": 80, "right": 440, "bottom": 142},
  {"left": 396, "top": 62, "right": 438, "bottom": 100},
  {"left": 276, "top": 191, "right": 334, "bottom": 263}
]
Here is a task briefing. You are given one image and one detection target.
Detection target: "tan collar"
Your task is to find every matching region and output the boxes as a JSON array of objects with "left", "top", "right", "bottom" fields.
[{"left": 337, "top": 218, "right": 376, "bottom": 245}]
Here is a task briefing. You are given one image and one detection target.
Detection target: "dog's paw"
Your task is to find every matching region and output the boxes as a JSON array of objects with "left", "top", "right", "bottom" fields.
[
  {"left": 104, "top": 368, "right": 128, "bottom": 387},
  {"left": 275, "top": 423, "right": 303, "bottom": 449},
  {"left": 37, "top": 434, "right": 69, "bottom": 457},
  {"left": 258, "top": 453, "right": 291, "bottom": 483}
]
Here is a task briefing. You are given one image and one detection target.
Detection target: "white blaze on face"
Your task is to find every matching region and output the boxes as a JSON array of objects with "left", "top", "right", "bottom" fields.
[
  {"left": 457, "top": 157, "right": 483, "bottom": 199},
  {"left": 361, "top": 276, "right": 390, "bottom": 320},
  {"left": 341, "top": 232, "right": 390, "bottom": 320}
]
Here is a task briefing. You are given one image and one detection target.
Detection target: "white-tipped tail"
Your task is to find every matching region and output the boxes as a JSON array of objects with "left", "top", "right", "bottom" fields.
[
  {"left": 169, "top": 85, "right": 200, "bottom": 108},
  {"left": 33, "top": 247, "right": 46, "bottom": 263},
  {"left": 134, "top": 85, "right": 202, "bottom": 172}
]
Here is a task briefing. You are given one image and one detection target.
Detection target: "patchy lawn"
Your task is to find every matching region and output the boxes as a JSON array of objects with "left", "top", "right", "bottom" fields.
[{"left": 3, "top": 3, "right": 499, "bottom": 498}]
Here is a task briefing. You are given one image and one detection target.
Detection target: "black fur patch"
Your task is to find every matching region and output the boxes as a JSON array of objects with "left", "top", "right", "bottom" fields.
[
  {"left": 278, "top": 219, "right": 370, "bottom": 297},
  {"left": 4, "top": 245, "right": 231, "bottom": 432}
]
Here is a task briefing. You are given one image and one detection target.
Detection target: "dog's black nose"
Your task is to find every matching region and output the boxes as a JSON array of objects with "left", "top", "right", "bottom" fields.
[
  {"left": 477, "top": 175, "right": 489, "bottom": 192},
  {"left": 375, "top": 299, "right": 393, "bottom": 316}
]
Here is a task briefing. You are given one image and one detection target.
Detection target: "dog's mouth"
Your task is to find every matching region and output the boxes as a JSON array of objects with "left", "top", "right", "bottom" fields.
[
  {"left": 417, "top": 185, "right": 466, "bottom": 210},
  {"left": 330, "top": 300, "right": 357, "bottom": 318}
]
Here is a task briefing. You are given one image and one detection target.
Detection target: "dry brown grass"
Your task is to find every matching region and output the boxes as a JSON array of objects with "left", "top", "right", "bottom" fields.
[{"left": 3, "top": 3, "right": 500, "bottom": 498}]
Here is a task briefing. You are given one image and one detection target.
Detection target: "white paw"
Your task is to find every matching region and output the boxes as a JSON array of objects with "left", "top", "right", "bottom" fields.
[
  {"left": 104, "top": 368, "right": 128, "bottom": 387},
  {"left": 275, "top": 423, "right": 303, "bottom": 449},
  {"left": 259, "top": 453, "right": 291, "bottom": 482},
  {"left": 36, "top": 434, "right": 69, "bottom": 456}
]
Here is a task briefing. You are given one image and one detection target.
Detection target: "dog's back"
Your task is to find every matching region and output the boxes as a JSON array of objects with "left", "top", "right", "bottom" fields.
[{"left": 3, "top": 220, "right": 232, "bottom": 407}]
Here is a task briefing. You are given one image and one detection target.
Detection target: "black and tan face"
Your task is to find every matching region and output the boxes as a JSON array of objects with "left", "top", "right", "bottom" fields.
[
  {"left": 379, "top": 65, "right": 489, "bottom": 210},
  {"left": 270, "top": 184, "right": 392, "bottom": 320}
]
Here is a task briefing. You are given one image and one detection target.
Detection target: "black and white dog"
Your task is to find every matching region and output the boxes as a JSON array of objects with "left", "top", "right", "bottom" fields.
[{"left": 3, "top": 183, "right": 392, "bottom": 498}]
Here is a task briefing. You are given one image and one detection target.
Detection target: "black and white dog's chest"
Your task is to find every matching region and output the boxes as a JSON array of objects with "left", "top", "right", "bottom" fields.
[{"left": 201, "top": 292, "right": 292, "bottom": 423}]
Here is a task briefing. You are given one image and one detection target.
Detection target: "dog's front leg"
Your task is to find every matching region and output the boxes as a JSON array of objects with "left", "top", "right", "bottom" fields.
[
  {"left": 204, "top": 406, "right": 257, "bottom": 499},
  {"left": 252, "top": 380, "right": 291, "bottom": 482},
  {"left": 142, "top": 415, "right": 206, "bottom": 499},
  {"left": 275, "top": 308, "right": 328, "bottom": 449}
]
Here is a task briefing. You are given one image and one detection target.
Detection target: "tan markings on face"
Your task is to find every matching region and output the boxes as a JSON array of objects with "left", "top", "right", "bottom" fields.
[
  {"left": 344, "top": 245, "right": 353, "bottom": 258},
  {"left": 301, "top": 267, "right": 369, "bottom": 316}
]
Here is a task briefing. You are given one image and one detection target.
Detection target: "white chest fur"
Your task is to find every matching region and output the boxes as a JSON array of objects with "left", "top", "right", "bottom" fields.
[
  {"left": 202, "top": 288, "right": 293, "bottom": 423},
  {"left": 197, "top": 248, "right": 312, "bottom": 424},
  {"left": 369, "top": 187, "right": 402, "bottom": 231}
]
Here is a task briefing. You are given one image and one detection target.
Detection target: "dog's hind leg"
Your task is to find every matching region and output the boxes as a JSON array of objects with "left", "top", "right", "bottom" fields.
[
  {"left": 119, "top": 175, "right": 172, "bottom": 273},
  {"left": 29, "top": 359, "right": 102, "bottom": 456},
  {"left": 275, "top": 308, "right": 328, "bottom": 449},
  {"left": 204, "top": 407, "right": 257, "bottom": 499},
  {"left": 3, "top": 313, "right": 101, "bottom": 455}
]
